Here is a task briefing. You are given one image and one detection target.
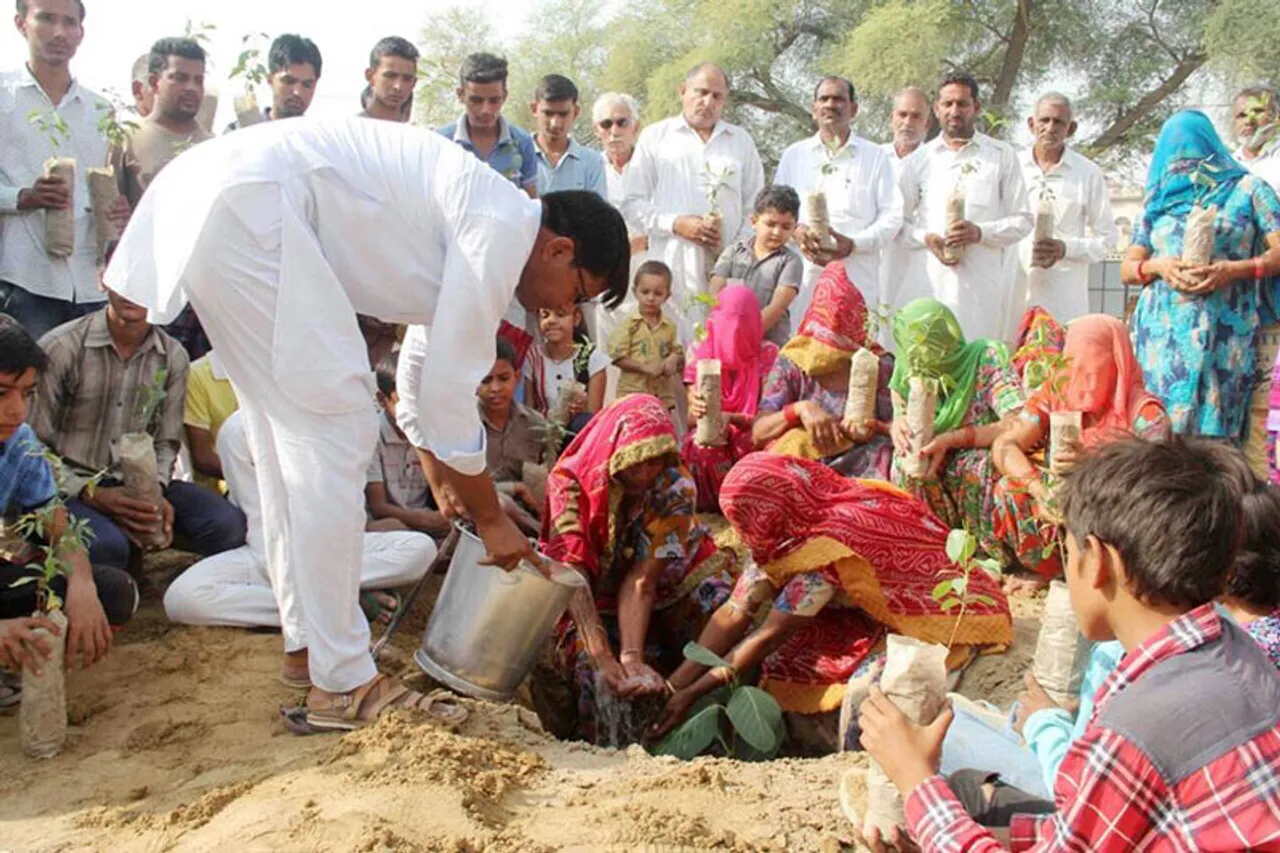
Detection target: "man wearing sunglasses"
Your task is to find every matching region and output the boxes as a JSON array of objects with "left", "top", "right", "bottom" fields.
[{"left": 104, "top": 116, "right": 629, "bottom": 732}]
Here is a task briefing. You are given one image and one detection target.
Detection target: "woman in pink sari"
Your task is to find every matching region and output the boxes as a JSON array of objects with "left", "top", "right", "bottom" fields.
[{"left": 681, "top": 285, "right": 778, "bottom": 511}]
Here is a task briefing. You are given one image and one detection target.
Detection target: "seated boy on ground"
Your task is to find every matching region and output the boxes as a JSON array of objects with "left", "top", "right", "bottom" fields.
[
  {"left": 184, "top": 350, "right": 239, "bottom": 494},
  {"left": 366, "top": 351, "right": 450, "bottom": 537},
  {"left": 0, "top": 315, "right": 137, "bottom": 704},
  {"left": 859, "top": 436, "right": 1280, "bottom": 851},
  {"left": 31, "top": 243, "right": 246, "bottom": 569},
  {"left": 165, "top": 409, "right": 436, "bottom": 687},
  {"left": 481, "top": 337, "right": 549, "bottom": 534}
]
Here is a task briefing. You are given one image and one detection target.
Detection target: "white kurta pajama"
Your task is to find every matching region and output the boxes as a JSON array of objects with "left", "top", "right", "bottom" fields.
[
  {"left": 774, "top": 131, "right": 903, "bottom": 334},
  {"left": 1016, "top": 148, "right": 1116, "bottom": 324},
  {"left": 106, "top": 117, "right": 541, "bottom": 693},
  {"left": 880, "top": 142, "right": 928, "bottom": 349},
  {"left": 898, "top": 133, "right": 1032, "bottom": 342},
  {"left": 164, "top": 411, "right": 436, "bottom": 634},
  {"left": 621, "top": 116, "right": 765, "bottom": 341}
]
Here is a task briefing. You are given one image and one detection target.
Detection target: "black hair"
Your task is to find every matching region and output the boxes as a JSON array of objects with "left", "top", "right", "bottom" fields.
[
  {"left": 534, "top": 73, "right": 579, "bottom": 104},
  {"left": 147, "top": 37, "right": 206, "bottom": 76},
  {"left": 459, "top": 52, "right": 508, "bottom": 88},
  {"left": 369, "top": 35, "right": 418, "bottom": 69},
  {"left": 1228, "top": 486, "right": 1280, "bottom": 610},
  {"left": 17, "top": 0, "right": 84, "bottom": 21},
  {"left": 754, "top": 184, "right": 800, "bottom": 218},
  {"left": 539, "top": 191, "right": 629, "bottom": 311},
  {"left": 0, "top": 313, "right": 46, "bottom": 377},
  {"left": 1059, "top": 437, "right": 1243, "bottom": 609},
  {"left": 813, "top": 76, "right": 855, "bottom": 102},
  {"left": 634, "top": 259, "right": 673, "bottom": 292},
  {"left": 938, "top": 71, "right": 980, "bottom": 103},
  {"left": 493, "top": 336, "right": 518, "bottom": 368},
  {"left": 375, "top": 350, "right": 399, "bottom": 397},
  {"left": 269, "top": 34, "right": 322, "bottom": 78},
  {"left": 360, "top": 85, "right": 372, "bottom": 110}
]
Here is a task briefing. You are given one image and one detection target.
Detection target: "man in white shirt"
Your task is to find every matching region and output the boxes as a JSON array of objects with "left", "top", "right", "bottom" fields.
[
  {"left": 1, "top": 0, "right": 129, "bottom": 340},
  {"left": 880, "top": 86, "right": 932, "bottom": 339},
  {"left": 105, "top": 117, "right": 629, "bottom": 730},
  {"left": 1017, "top": 92, "right": 1116, "bottom": 324},
  {"left": 621, "top": 63, "right": 765, "bottom": 339},
  {"left": 1233, "top": 86, "right": 1280, "bottom": 190},
  {"left": 774, "top": 76, "right": 903, "bottom": 327},
  {"left": 898, "top": 72, "right": 1032, "bottom": 342}
]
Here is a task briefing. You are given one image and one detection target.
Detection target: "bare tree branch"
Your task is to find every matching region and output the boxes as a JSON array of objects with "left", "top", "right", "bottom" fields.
[
  {"left": 990, "top": 0, "right": 1033, "bottom": 110},
  {"left": 1083, "top": 51, "right": 1207, "bottom": 154}
]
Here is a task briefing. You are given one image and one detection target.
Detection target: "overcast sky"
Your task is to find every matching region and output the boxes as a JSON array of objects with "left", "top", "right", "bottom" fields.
[{"left": 7, "top": 0, "right": 526, "bottom": 124}]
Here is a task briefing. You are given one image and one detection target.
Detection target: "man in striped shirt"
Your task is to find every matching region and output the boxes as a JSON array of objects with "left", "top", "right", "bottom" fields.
[{"left": 859, "top": 437, "right": 1280, "bottom": 852}]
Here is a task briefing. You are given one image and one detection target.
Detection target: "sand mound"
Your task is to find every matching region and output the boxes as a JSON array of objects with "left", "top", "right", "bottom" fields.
[{"left": 0, "top": 550, "right": 1049, "bottom": 852}]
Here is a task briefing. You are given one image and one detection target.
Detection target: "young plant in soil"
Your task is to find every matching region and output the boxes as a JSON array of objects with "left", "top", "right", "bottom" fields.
[
  {"left": 652, "top": 641, "right": 785, "bottom": 761},
  {"left": 932, "top": 528, "right": 1002, "bottom": 649}
]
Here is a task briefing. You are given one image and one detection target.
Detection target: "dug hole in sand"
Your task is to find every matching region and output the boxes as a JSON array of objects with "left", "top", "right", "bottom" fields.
[{"left": 1, "top": 533, "right": 1044, "bottom": 852}]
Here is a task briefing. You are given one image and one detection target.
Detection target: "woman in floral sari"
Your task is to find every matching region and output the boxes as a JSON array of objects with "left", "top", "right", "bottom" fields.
[
  {"left": 991, "top": 314, "right": 1171, "bottom": 586},
  {"left": 650, "top": 453, "right": 1011, "bottom": 739},
  {"left": 890, "top": 298, "right": 1025, "bottom": 565},
  {"left": 681, "top": 285, "right": 778, "bottom": 511},
  {"left": 752, "top": 262, "right": 894, "bottom": 479},
  {"left": 1121, "top": 110, "right": 1280, "bottom": 440},
  {"left": 537, "top": 394, "right": 735, "bottom": 744}
]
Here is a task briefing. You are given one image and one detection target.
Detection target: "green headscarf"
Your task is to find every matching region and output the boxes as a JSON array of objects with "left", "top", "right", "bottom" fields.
[{"left": 889, "top": 298, "right": 1004, "bottom": 434}]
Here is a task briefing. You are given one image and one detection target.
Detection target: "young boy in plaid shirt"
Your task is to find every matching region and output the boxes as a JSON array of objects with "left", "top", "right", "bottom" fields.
[{"left": 859, "top": 436, "right": 1280, "bottom": 852}]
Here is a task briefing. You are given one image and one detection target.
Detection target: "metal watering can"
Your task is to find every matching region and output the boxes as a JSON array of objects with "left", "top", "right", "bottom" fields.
[{"left": 415, "top": 524, "right": 585, "bottom": 702}]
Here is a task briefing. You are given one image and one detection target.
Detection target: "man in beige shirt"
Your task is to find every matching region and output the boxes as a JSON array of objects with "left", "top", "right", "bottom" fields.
[{"left": 113, "top": 37, "right": 211, "bottom": 208}]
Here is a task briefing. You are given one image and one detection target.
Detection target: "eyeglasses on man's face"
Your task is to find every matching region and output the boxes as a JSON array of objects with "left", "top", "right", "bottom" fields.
[{"left": 597, "top": 117, "right": 632, "bottom": 131}]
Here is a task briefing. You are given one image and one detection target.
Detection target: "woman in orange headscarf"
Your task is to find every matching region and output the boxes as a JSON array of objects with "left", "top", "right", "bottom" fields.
[
  {"left": 991, "top": 314, "right": 1170, "bottom": 583},
  {"left": 650, "top": 453, "right": 1011, "bottom": 738},
  {"left": 538, "top": 394, "right": 735, "bottom": 744}
]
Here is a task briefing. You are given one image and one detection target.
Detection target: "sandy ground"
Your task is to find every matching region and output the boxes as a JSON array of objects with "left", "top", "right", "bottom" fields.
[{"left": 1, "top": 546, "right": 1045, "bottom": 853}]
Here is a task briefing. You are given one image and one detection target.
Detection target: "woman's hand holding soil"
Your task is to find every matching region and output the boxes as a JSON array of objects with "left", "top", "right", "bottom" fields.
[{"left": 0, "top": 616, "right": 59, "bottom": 675}]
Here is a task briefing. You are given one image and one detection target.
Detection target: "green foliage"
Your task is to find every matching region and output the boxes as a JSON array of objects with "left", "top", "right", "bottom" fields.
[
  {"left": 95, "top": 100, "right": 139, "bottom": 151},
  {"left": 1203, "top": 0, "right": 1280, "bottom": 86},
  {"left": 229, "top": 32, "right": 272, "bottom": 89},
  {"left": 863, "top": 302, "right": 895, "bottom": 345},
  {"left": 651, "top": 642, "right": 785, "bottom": 760},
  {"left": 933, "top": 528, "right": 1001, "bottom": 648},
  {"left": 1023, "top": 351, "right": 1071, "bottom": 397},
  {"left": 132, "top": 368, "right": 169, "bottom": 434},
  {"left": 1189, "top": 157, "right": 1224, "bottom": 206},
  {"left": 414, "top": 7, "right": 498, "bottom": 129},
  {"left": 27, "top": 109, "right": 71, "bottom": 151},
  {"left": 183, "top": 19, "right": 217, "bottom": 46}
]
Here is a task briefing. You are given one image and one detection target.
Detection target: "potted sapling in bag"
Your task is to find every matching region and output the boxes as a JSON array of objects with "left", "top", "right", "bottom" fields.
[
  {"left": 112, "top": 368, "right": 170, "bottom": 551},
  {"left": 88, "top": 102, "right": 138, "bottom": 260},
  {"left": 1024, "top": 349, "right": 1078, "bottom": 473},
  {"left": 1182, "top": 158, "right": 1222, "bottom": 269},
  {"left": 699, "top": 162, "right": 735, "bottom": 257},
  {"left": 844, "top": 348, "right": 880, "bottom": 430},
  {"left": 1031, "top": 579, "right": 1088, "bottom": 706},
  {"left": 899, "top": 377, "right": 938, "bottom": 478},
  {"left": 694, "top": 359, "right": 725, "bottom": 447},
  {"left": 941, "top": 162, "right": 980, "bottom": 265},
  {"left": 1031, "top": 181, "right": 1056, "bottom": 269},
  {"left": 27, "top": 109, "right": 75, "bottom": 258},
  {"left": 229, "top": 33, "right": 272, "bottom": 128},
  {"left": 13, "top": 451, "right": 101, "bottom": 759}
]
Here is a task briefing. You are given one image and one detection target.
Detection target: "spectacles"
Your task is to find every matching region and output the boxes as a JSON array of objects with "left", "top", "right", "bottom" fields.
[{"left": 597, "top": 117, "right": 632, "bottom": 131}]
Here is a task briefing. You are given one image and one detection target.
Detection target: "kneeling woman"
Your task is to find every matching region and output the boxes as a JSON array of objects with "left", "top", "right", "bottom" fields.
[
  {"left": 652, "top": 453, "right": 1011, "bottom": 737},
  {"left": 539, "top": 394, "right": 735, "bottom": 744}
]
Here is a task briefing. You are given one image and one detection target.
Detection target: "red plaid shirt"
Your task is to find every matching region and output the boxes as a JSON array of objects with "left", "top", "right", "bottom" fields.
[{"left": 905, "top": 605, "right": 1280, "bottom": 852}]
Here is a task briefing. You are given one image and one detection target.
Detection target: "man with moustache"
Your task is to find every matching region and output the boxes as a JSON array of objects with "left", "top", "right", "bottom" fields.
[
  {"left": 899, "top": 72, "right": 1031, "bottom": 341},
  {"left": 775, "top": 76, "right": 902, "bottom": 328},
  {"left": 622, "top": 62, "right": 764, "bottom": 341},
  {"left": 1232, "top": 86, "right": 1280, "bottom": 190},
  {"left": 1017, "top": 92, "right": 1115, "bottom": 324}
]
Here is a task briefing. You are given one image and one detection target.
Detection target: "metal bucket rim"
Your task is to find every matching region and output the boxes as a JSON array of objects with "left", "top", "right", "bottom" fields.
[{"left": 451, "top": 522, "right": 586, "bottom": 589}]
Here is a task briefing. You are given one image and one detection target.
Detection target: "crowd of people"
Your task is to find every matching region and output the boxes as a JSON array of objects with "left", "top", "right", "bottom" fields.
[{"left": 3, "top": 1, "right": 1280, "bottom": 849}]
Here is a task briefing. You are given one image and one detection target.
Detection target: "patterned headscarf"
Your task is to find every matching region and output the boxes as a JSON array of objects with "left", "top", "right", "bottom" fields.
[
  {"left": 1145, "top": 110, "right": 1248, "bottom": 222},
  {"left": 540, "top": 394, "right": 677, "bottom": 583},
  {"left": 777, "top": 262, "right": 877, "bottom": 377}
]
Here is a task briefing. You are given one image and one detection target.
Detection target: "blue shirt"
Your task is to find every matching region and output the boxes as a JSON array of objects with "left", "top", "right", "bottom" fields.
[
  {"left": 534, "top": 137, "right": 608, "bottom": 198},
  {"left": 0, "top": 423, "right": 56, "bottom": 517},
  {"left": 437, "top": 115, "right": 538, "bottom": 192}
]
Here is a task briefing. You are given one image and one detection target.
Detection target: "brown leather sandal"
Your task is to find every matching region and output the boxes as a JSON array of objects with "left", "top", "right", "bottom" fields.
[{"left": 300, "top": 674, "right": 468, "bottom": 733}]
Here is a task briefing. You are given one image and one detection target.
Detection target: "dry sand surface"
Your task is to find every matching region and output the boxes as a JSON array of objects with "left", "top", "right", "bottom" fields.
[{"left": 1, "top": 549, "right": 1046, "bottom": 853}]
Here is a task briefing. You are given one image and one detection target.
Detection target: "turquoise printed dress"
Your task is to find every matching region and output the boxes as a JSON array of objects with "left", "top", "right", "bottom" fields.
[{"left": 1131, "top": 174, "right": 1280, "bottom": 439}]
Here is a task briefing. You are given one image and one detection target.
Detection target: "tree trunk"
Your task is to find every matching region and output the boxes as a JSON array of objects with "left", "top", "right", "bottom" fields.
[
  {"left": 990, "top": 0, "right": 1033, "bottom": 113},
  {"left": 1084, "top": 53, "right": 1207, "bottom": 155}
]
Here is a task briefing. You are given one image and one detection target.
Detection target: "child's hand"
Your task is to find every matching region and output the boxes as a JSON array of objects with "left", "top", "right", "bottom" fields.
[
  {"left": 1013, "top": 672, "right": 1062, "bottom": 734},
  {"left": 0, "top": 615, "right": 60, "bottom": 675},
  {"left": 645, "top": 360, "right": 666, "bottom": 378},
  {"left": 858, "top": 687, "right": 954, "bottom": 795},
  {"left": 687, "top": 388, "right": 708, "bottom": 421}
]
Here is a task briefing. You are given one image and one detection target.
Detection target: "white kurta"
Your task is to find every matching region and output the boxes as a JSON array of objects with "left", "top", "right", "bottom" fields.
[
  {"left": 774, "top": 132, "right": 903, "bottom": 324},
  {"left": 880, "top": 141, "right": 928, "bottom": 347},
  {"left": 163, "top": 410, "right": 435, "bottom": 636},
  {"left": 621, "top": 116, "right": 764, "bottom": 339},
  {"left": 1016, "top": 148, "right": 1116, "bottom": 324},
  {"left": 1236, "top": 139, "right": 1280, "bottom": 192},
  {"left": 899, "top": 133, "right": 1032, "bottom": 342},
  {"left": 105, "top": 117, "right": 541, "bottom": 692}
]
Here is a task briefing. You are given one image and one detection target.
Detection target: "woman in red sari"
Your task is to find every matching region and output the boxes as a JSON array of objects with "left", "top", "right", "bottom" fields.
[
  {"left": 538, "top": 394, "right": 735, "bottom": 744},
  {"left": 992, "top": 314, "right": 1170, "bottom": 587},
  {"left": 681, "top": 285, "right": 778, "bottom": 511},
  {"left": 651, "top": 453, "right": 1011, "bottom": 739}
]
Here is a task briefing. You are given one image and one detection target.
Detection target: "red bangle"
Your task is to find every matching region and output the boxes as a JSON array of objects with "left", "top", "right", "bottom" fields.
[
  {"left": 1136, "top": 259, "right": 1148, "bottom": 283},
  {"left": 1255, "top": 258, "right": 1266, "bottom": 281},
  {"left": 783, "top": 403, "right": 802, "bottom": 428}
]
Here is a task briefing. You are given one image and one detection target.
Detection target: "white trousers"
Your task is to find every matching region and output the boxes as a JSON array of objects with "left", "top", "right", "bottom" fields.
[
  {"left": 174, "top": 186, "right": 386, "bottom": 692},
  {"left": 164, "top": 412, "right": 435, "bottom": 649}
]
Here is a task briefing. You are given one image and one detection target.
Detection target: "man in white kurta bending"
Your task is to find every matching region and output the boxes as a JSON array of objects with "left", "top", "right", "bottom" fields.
[
  {"left": 1017, "top": 92, "right": 1115, "bottom": 324},
  {"left": 105, "top": 117, "right": 629, "bottom": 731},
  {"left": 898, "top": 72, "right": 1031, "bottom": 341}
]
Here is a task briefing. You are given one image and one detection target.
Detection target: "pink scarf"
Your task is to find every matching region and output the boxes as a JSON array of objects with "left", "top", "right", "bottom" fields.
[{"left": 684, "top": 285, "right": 774, "bottom": 417}]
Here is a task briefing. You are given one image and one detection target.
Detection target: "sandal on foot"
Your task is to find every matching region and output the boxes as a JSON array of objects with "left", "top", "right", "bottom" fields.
[
  {"left": 300, "top": 674, "right": 468, "bottom": 734},
  {"left": 360, "top": 590, "right": 401, "bottom": 625}
]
